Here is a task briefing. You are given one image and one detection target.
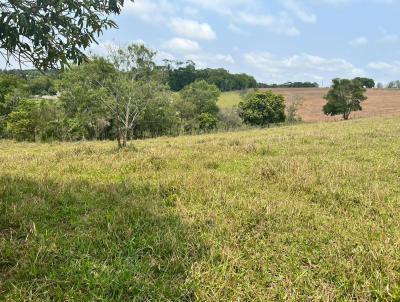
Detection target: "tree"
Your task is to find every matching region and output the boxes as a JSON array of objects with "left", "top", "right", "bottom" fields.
[
  {"left": 6, "top": 99, "right": 39, "bottom": 141},
  {"left": 165, "top": 60, "right": 197, "bottom": 91},
  {"left": 197, "top": 113, "right": 218, "bottom": 132},
  {"left": 323, "top": 78, "right": 367, "bottom": 120},
  {"left": 58, "top": 57, "right": 115, "bottom": 141},
  {"left": 286, "top": 95, "right": 303, "bottom": 123},
  {"left": 28, "top": 75, "right": 57, "bottom": 96},
  {"left": 0, "top": 0, "right": 128, "bottom": 70},
  {"left": 353, "top": 77, "right": 375, "bottom": 89},
  {"left": 106, "top": 44, "right": 171, "bottom": 147},
  {"left": 238, "top": 91, "right": 286, "bottom": 126},
  {"left": 387, "top": 80, "right": 400, "bottom": 89},
  {"left": 179, "top": 80, "right": 220, "bottom": 117}
]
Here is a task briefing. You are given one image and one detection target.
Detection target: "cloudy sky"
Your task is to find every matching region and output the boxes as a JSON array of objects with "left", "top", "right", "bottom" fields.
[{"left": 8, "top": 0, "right": 400, "bottom": 85}]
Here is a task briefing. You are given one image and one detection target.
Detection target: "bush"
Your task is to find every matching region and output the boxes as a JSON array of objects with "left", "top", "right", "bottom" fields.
[
  {"left": 6, "top": 99, "right": 39, "bottom": 141},
  {"left": 286, "top": 95, "right": 303, "bottom": 123},
  {"left": 198, "top": 113, "right": 218, "bottom": 132},
  {"left": 238, "top": 91, "right": 286, "bottom": 126},
  {"left": 218, "top": 107, "right": 243, "bottom": 130}
]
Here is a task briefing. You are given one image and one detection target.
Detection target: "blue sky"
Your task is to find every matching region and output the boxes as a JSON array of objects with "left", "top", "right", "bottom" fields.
[
  {"left": 91, "top": 0, "right": 400, "bottom": 85},
  {"left": 3, "top": 0, "right": 400, "bottom": 85}
]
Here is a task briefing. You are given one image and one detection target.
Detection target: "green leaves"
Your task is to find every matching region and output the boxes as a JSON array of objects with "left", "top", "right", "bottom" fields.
[
  {"left": 323, "top": 78, "right": 368, "bottom": 120},
  {"left": 238, "top": 91, "right": 286, "bottom": 126},
  {"left": 0, "top": 0, "right": 127, "bottom": 70}
]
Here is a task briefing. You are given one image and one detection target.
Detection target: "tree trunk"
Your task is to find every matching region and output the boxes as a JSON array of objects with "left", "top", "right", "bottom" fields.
[
  {"left": 117, "top": 127, "right": 122, "bottom": 149},
  {"left": 122, "top": 127, "right": 128, "bottom": 148},
  {"left": 343, "top": 112, "right": 350, "bottom": 120}
]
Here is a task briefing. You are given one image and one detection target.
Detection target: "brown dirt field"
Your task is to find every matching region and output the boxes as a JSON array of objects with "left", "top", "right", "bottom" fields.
[{"left": 268, "top": 88, "right": 400, "bottom": 122}]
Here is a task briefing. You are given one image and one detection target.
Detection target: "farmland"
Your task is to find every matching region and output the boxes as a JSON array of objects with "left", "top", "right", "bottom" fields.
[
  {"left": 1, "top": 116, "right": 400, "bottom": 301},
  {"left": 218, "top": 88, "right": 400, "bottom": 122}
]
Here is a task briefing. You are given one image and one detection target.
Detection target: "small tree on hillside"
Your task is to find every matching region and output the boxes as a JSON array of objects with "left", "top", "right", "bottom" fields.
[
  {"left": 323, "top": 78, "right": 367, "bottom": 120},
  {"left": 59, "top": 44, "right": 171, "bottom": 147},
  {"left": 238, "top": 91, "right": 286, "bottom": 126},
  {"left": 286, "top": 95, "right": 304, "bottom": 123},
  {"left": 178, "top": 80, "right": 221, "bottom": 131},
  {"left": 6, "top": 99, "right": 39, "bottom": 141}
]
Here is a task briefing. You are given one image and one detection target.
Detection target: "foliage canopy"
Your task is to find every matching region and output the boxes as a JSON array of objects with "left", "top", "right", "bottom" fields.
[
  {"left": 323, "top": 78, "right": 367, "bottom": 120},
  {"left": 238, "top": 91, "right": 286, "bottom": 126},
  {"left": 0, "top": 0, "right": 127, "bottom": 69}
]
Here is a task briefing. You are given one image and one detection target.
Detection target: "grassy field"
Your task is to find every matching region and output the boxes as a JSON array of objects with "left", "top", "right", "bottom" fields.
[
  {"left": 218, "top": 88, "right": 400, "bottom": 122},
  {"left": 1, "top": 117, "right": 400, "bottom": 301}
]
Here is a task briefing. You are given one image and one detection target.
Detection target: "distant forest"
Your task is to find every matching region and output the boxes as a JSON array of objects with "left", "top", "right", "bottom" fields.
[{"left": 1, "top": 60, "right": 320, "bottom": 94}]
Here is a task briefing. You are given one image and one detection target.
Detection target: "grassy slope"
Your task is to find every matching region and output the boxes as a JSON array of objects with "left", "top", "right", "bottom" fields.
[
  {"left": 217, "top": 91, "right": 243, "bottom": 108},
  {"left": 1, "top": 117, "right": 400, "bottom": 301}
]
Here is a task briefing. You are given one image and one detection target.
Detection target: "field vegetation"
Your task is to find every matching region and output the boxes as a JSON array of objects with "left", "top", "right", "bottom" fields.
[
  {"left": 218, "top": 88, "right": 400, "bottom": 122},
  {"left": 1, "top": 117, "right": 400, "bottom": 301}
]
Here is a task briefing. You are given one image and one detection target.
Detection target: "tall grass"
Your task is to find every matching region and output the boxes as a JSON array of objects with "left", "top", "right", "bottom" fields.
[{"left": 1, "top": 117, "right": 400, "bottom": 301}]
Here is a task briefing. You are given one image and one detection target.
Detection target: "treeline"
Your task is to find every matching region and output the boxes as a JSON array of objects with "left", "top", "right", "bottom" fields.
[
  {"left": 0, "top": 45, "right": 248, "bottom": 145},
  {"left": 165, "top": 61, "right": 258, "bottom": 92},
  {"left": 258, "top": 81, "right": 319, "bottom": 88},
  {"left": 0, "top": 44, "right": 306, "bottom": 146}
]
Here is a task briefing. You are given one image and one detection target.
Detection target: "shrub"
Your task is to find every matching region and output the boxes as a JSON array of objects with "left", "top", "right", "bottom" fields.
[
  {"left": 286, "top": 95, "right": 304, "bottom": 123},
  {"left": 198, "top": 112, "right": 218, "bottom": 131},
  {"left": 238, "top": 91, "right": 286, "bottom": 126},
  {"left": 218, "top": 107, "right": 243, "bottom": 130},
  {"left": 6, "top": 99, "right": 39, "bottom": 141}
]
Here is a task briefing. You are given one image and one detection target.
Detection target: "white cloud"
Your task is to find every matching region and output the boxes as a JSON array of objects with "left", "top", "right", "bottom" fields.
[
  {"left": 367, "top": 61, "right": 400, "bottom": 74},
  {"left": 123, "top": 0, "right": 175, "bottom": 22},
  {"left": 163, "top": 38, "right": 200, "bottom": 53},
  {"left": 188, "top": 0, "right": 257, "bottom": 16},
  {"left": 238, "top": 12, "right": 300, "bottom": 36},
  {"left": 243, "top": 52, "right": 365, "bottom": 82},
  {"left": 183, "top": 52, "right": 235, "bottom": 68},
  {"left": 349, "top": 36, "right": 368, "bottom": 46},
  {"left": 282, "top": 0, "right": 317, "bottom": 23},
  {"left": 379, "top": 34, "right": 399, "bottom": 43},
  {"left": 170, "top": 18, "right": 216, "bottom": 40}
]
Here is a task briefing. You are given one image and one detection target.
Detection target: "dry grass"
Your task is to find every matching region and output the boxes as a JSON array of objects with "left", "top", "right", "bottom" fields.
[
  {"left": 218, "top": 88, "right": 400, "bottom": 122},
  {"left": 1, "top": 117, "right": 400, "bottom": 301}
]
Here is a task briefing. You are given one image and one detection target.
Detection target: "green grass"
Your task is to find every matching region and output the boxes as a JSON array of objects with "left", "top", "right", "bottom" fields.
[
  {"left": 217, "top": 91, "right": 242, "bottom": 108},
  {"left": 1, "top": 117, "right": 400, "bottom": 301}
]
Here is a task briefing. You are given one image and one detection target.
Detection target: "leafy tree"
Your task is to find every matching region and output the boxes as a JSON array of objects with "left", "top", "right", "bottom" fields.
[
  {"left": 258, "top": 81, "right": 319, "bottom": 88},
  {"left": 36, "top": 100, "right": 65, "bottom": 141},
  {"left": 165, "top": 60, "right": 197, "bottom": 91},
  {"left": 165, "top": 61, "right": 258, "bottom": 92},
  {"left": 60, "top": 44, "right": 170, "bottom": 147},
  {"left": 238, "top": 91, "right": 286, "bottom": 126},
  {"left": 106, "top": 44, "right": 171, "bottom": 147},
  {"left": 0, "top": 0, "right": 127, "bottom": 69},
  {"left": 58, "top": 57, "right": 115, "bottom": 140},
  {"left": 197, "top": 113, "right": 218, "bottom": 132},
  {"left": 0, "top": 74, "right": 30, "bottom": 137},
  {"left": 323, "top": 78, "right": 367, "bottom": 120},
  {"left": 6, "top": 99, "right": 39, "bottom": 141},
  {"left": 134, "top": 90, "right": 178, "bottom": 138},
  {"left": 0, "top": 74, "right": 26, "bottom": 104},
  {"left": 387, "top": 80, "right": 400, "bottom": 89},
  {"left": 179, "top": 80, "right": 220, "bottom": 117},
  {"left": 28, "top": 75, "right": 57, "bottom": 96},
  {"left": 354, "top": 77, "right": 375, "bottom": 88}
]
